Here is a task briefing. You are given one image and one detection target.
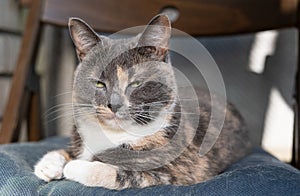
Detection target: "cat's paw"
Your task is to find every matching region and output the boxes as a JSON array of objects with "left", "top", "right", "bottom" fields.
[
  {"left": 63, "top": 160, "right": 118, "bottom": 189},
  {"left": 34, "top": 150, "right": 69, "bottom": 182}
]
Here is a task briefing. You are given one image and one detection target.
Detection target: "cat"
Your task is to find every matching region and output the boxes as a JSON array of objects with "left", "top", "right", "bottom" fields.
[{"left": 34, "top": 14, "right": 251, "bottom": 190}]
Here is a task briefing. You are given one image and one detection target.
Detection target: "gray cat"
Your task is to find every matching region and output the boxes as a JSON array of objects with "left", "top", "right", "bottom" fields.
[{"left": 34, "top": 14, "right": 251, "bottom": 190}]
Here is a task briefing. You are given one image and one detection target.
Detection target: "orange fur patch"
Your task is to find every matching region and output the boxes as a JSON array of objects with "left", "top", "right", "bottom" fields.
[
  {"left": 117, "top": 66, "right": 128, "bottom": 90},
  {"left": 58, "top": 150, "right": 72, "bottom": 161}
]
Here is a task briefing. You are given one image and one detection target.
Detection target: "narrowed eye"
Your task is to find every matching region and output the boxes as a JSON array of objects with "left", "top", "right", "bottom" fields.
[
  {"left": 130, "top": 81, "right": 142, "bottom": 88},
  {"left": 96, "top": 81, "right": 106, "bottom": 88}
]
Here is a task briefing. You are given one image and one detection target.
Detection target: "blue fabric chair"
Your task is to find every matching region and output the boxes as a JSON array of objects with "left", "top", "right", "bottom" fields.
[{"left": 0, "top": 137, "right": 299, "bottom": 195}]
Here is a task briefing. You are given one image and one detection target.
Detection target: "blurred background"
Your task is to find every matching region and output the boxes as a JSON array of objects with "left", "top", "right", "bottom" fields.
[{"left": 0, "top": 0, "right": 297, "bottom": 163}]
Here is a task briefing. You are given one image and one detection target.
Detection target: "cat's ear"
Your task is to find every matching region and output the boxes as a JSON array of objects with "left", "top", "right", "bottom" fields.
[
  {"left": 138, "top": 14, "right": 171, "bottom": 49},
  {"left": 68, "top": 18, "right": 101, "bottom": 61}
]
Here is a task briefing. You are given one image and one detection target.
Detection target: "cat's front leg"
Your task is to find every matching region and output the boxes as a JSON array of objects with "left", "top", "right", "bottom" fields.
[
  {"left": 64, "top": 160, "right": 171, "bottom": 189},
  {"left": 34, "top": 150, "right": 70, "bottom": 182},
  {"left": 63, "top": 160, "right": 118, "bottom": 189}
]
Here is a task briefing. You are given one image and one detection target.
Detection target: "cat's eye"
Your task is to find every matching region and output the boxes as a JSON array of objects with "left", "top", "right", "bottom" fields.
[
  {"left": 130, "top": 81, "right": 142, "bottom": 88},
  {"left": 96, "top": 81, "right": 106, "bottom": 88}
]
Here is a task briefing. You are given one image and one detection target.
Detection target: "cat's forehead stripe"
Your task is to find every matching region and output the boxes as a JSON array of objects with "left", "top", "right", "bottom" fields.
[{"left": 117, "top": 65, "right": 129, "bottom": 90}]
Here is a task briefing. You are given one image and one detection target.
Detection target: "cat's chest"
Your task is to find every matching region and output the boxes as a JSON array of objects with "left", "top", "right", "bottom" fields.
[{"left": 76, "top": 120, "right": 142, "bottom": 160}]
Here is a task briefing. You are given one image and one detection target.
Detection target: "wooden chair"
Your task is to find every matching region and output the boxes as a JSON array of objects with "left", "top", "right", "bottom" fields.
[{"left": 0, "top": 0, "right": 299, "bottom": 169}]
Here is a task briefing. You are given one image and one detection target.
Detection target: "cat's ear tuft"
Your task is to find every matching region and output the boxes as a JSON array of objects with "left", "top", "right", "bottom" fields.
[
  {"left": 138, "top": 14, "right": 171, "bottom": 49},
  {"left": 68, "top": 17, "right": 101, "bottom": 61}
]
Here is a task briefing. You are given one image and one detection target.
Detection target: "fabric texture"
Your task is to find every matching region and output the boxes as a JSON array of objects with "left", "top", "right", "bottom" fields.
[{"left": 0, "top": 137, "right": 299, "bottom": 196}]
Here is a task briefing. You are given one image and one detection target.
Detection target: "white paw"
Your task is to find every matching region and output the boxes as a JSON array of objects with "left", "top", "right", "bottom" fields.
[
  {"left": 34, "top": 151, "right": 68, "bottom": 182},
  {"left": 63, "top": 160, "right": 117, "bottom": 189}
]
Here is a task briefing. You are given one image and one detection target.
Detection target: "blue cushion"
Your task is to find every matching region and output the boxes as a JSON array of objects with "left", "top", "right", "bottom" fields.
[{"left": 0, "top": 137, "right": 299, "bottom": 195}]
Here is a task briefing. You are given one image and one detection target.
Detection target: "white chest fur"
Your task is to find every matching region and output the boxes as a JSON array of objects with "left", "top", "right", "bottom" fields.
[
  {"left": 76, "top": 119, "right": 143, "bottom": 160},
  {"left": 76, "top": 109, "right": 170, "bottom": 160}
]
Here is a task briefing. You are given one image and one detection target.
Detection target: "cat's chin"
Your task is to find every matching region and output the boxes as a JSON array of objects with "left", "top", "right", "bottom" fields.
[{"left": 99, "top": 117, "right": 129, "bottom": 130}]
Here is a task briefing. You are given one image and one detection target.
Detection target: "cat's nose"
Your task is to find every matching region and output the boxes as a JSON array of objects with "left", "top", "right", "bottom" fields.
[
  {"left": 107, "top": 103, "right": 122, "bottom": 113},
  {"left": 109, "top": 92, "right": 123, "bottom": 113}
]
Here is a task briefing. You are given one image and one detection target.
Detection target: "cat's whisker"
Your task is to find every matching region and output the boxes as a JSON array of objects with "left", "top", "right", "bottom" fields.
[
  {"left": 73, "top": 110, "right": 97, "bottom": 116},
  {"left": 131, "top": 114, "right": 156, "bottom": 124},
  {"left": 73, "top": 109, "right": 97, "bottom": 116},
  {"left": 132, "top": 116, "right": 149, "bottom": 125},
  {"left": 130, "top": 112, "right": 152, "bottom": 123},
  {"left": 128, "top": 99, "right": 175, "bottom": 107},
  {"left": 45, "top": 109, "right": 97, "bottom": 122},
  {"left": 129, "top": 108, "right": 198, "bottom": 115},
  {"left": 131, "top": 115, "right": 151, "bottom": 123},
  {"left": 45, "top": 113, "right": 76, "bottom": 124},
  {"left": 131, "top": 112, "right": 180, "bottom": 128},
  {"left": 129, "top": 102, "right": 170, "bottom": 108},
  {"left": 73, "top": 113, "right": 96, "bottom": 120},
  {"left": 140, "top": 101, "right": 170, "bottom": 105},
  {"left": 44, "top": 108, "right": 75, "bottom": 119},
  {"left": 51, "top": 91, "right": 73, "bottom": 99},
  {"left": 72, "top": 115, "right": 98, "bottom": 124},
  {"left": 44, "top": 107, "right": 73, "bottom": 116},
  {"left": 72, "top": 103, "right": 95, "bottom": 106},
  {"left": 44, "top": 103, "right": 94, "bottom": 116},
  {"left": 131, "top": 119, "right": 143, "bottom": 126},
  {"left": 128, "top": 97, "right": 199, "bottom": 110},
  {"left": 53, "top": 107, "right": 97, "bottom": 121},
  {"left": 133, "top": 113, "right": 156, "bottom": 120},
  {"left": 44, "top": 103, "right": 74, "bottom": 113},
  {"left": 147, "top": 111, "right": 197, "bottom": 115}
]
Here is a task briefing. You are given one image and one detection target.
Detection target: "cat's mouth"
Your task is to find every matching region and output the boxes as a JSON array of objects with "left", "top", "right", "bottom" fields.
[
  {"left": 97, "top": 112, "right": 126, "bottom": 121},
  {"left": 97, "top": 114, "right": 131, "bottom": 131},
  {"left": 96, "top": 109, "right": 128, "bottom": 125}
]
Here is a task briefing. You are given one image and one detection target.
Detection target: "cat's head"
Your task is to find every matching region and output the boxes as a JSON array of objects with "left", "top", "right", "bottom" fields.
[{"left": 69, "top": 15, "right": 177, "bottom": 133}]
